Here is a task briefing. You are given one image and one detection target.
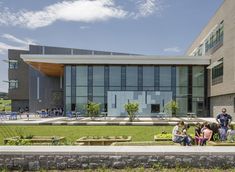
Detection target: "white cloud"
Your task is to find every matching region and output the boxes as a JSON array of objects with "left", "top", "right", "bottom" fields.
[
  {"left": 0, "top": 42, "right": 26, "bottom": 53},
  {"left": 80, "top": 26, "right": 90, "bottom": 30},
  {"left": 0, "top": 0, "right": 127, "bottom": 29},
  {"left": 163, "top": 46, "right": 181, "bottom": 53},
  {"left": 0, "top": 49, "right": 5, "bottom": 55},
  {"left": 2, "top": 34, "right": 35, "bottom": 45},
  {"left": 136, "top": 0, "right": 157, "bottom": 18},
  {"left": 0, "top": 34, "right": 36, "bottom": 54},
  {"left": 0, "top": 0, "right": 163, "bottom": 29}
]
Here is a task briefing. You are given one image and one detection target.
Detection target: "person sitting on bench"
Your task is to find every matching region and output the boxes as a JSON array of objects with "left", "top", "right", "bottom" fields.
[
  {"left": 199, "top": 124, "right": 213, "bottom": 146},
  {"left": 172, "top": 121, "right": 191, "bottom": 146}
]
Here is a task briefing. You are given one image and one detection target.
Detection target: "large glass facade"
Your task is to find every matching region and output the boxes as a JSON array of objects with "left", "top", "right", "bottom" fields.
[{"left": 65, "top": 65, "right": 207, "bottom": 116}]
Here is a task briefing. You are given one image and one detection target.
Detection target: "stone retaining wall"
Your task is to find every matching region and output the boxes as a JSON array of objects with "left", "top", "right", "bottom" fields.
[{"left": 0, "top": 152, "right": 235, "bottom": 171}]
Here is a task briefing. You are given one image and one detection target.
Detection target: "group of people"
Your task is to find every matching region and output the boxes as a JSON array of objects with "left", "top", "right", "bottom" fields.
[
  {"left": 38, "top": 107, "right": 64, "bottom": 117},
  {"left": 172, "top": 108, "right": 234, "bottom": 146}
]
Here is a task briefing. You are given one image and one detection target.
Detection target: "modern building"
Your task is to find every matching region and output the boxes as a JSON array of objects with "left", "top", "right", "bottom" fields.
[
  {"left": 7, "top": 45, "right": 210, "bottom": 117},
  {"left": 186, "top": 0, "right": 235, "bottom": 118},
  {"left": 6, "top": 0, "right": 235, "bottom": 118}
]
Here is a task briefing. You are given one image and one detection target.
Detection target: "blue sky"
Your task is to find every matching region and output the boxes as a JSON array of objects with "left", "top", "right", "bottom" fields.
[{"left": 0, "top": 0, "right": 223, "bottom": 92}]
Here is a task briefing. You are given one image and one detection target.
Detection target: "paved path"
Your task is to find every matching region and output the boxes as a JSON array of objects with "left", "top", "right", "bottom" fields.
[
  {"left": 1, "top": 146, "right": 235, "bottom": 154},
  {"left": 1, "top": 116, "right": 234, "bottom": 125}
]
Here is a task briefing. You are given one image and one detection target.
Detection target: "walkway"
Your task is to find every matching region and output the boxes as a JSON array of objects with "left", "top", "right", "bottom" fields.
[
  {"left": 1, "top": 114, "right": 234, "bottom": 125},
  {"left": 1, "top": 145, "right": 235, "bottom": 154}
]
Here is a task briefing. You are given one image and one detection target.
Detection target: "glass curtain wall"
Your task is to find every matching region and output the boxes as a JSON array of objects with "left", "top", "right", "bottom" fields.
[{"left": 65, "top": 65, "right": 206, "bottom": 116}]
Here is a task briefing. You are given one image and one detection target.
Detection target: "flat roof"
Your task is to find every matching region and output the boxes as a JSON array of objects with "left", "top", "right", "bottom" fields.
[{"left": 21, "top": 54, "right": 211, "bottom": 77}]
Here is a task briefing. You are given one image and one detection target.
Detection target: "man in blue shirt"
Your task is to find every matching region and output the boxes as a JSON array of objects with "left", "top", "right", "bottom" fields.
[{"left": 216, "top": 108, "right": 232, "bottom": 141}]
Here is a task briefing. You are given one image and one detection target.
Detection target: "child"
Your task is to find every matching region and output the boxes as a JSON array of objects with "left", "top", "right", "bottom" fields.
[
  {"left": 194, "top": 123, "right": 202, "bottom": 145},
  {"left": 182, "top": 124, "right": 192, "bottom": 145},
  {"left": 199, "top": 124, "right": 213, "bottom": 146},
  {"left": 201, "top": 122, "right": 208, "bottom": 133}
]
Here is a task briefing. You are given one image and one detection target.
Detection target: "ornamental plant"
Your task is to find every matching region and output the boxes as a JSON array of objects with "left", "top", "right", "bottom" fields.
[
  {"left": 164, "top": 100, "right": 179, "bottom": 116},
  {"left": 124, "top": 102, "right": 139, "bottom": 122},
  {"left": 85, "top": 101, "right": 100, "bottom": 120}
]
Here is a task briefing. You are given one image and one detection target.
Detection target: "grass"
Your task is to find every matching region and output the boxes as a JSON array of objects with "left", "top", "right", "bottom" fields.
[
  {"left": 0, "top": 98, "right": 11, "bottom": 111},
  {"left": 0, "top": 125, "right": 194, "bottom": 145}
]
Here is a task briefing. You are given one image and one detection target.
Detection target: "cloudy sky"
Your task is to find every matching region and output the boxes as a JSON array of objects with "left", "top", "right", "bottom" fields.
[{"left": 0, "top": 0, "right": 223, "bottom": 92}]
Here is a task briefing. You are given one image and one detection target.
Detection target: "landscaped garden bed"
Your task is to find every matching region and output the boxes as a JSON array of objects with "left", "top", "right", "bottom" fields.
[
  {"left": 154, "top": 133, "right": 172, "bottom": 141},
  {"left": 76, "top": 136, "right": 132, "bottom": 145},
  {"left": 4, "top": 136, "right": 65, "bottom": 145},
  {"left": 111, "top": 141, "right": 176, "bottom": 146}
]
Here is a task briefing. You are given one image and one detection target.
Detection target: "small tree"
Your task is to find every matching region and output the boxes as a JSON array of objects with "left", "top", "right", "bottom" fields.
[
  {"left": 124, "top": 102, "right": 139, "bottom": 122},
  {"left": 85, "top": 101, "right": 100, "bottom": 120},
  {"left": 164, "top": 100, "right": 179, "bottom": 117}
]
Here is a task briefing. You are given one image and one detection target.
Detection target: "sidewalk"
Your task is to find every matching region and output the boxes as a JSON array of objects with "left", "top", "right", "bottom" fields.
[
  {"left": 1, "top": 145, "right": 235, "bottom": 154},
  {"left": 1, "top": 115, "right": 234, "bottom": 125}
]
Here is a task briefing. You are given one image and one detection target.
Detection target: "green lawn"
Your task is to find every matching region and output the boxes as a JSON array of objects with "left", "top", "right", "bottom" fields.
[
  {"left": 0, "top": 125, "right": 194, "bottom": 145},
  {"left": 0, "top": 98, "right": 11, "bottom": 111}
]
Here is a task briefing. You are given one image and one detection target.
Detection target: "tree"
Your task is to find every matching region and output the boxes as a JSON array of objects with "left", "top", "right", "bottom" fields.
[
  {"left": 164, "top": 100, "right": 179, "bottom": 117},
  {"left": 124, "top": 102, "right": 139, "bottom": 122},
  {"left": 85, "top": 101, "right": 100, "bottom": 120}
]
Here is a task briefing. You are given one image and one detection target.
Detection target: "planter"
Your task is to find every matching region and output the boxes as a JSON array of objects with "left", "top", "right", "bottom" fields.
[
  {"left": 208, "top": 141, "right": 235, "bottom": 146},
  {"left": 76, "top": 136, "right": 132, "bottom": 145},
  {"left": 111, "top": 141, "right": 176, "bottom": 146},
  {"left": 154, "top": 134, "right": 172, "bottom": 141},
  {"left": 4, "top": 136, "right": 65, "bottom": 145}
]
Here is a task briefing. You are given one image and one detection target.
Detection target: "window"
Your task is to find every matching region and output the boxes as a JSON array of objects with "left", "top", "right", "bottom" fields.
[
  {"left": 65, "top": 66, "right": 71, "bottom": 86},
  {"left": 76, "top": 66, "right": 88, "bottom": 86},
  {"left": 192, "top": 66, "right": 204, "bottom": 98},
  {"left": 151, "top": 104, "right": 160, "bottom": 113},
  {"left": 205, "top": 20, "right": 224, "bottom": 54},
  {"left": 176, "top": 67, "right": 188, "bottom": 97},
  {"left": 109, "top": 66, "right": 121, "bottom": 87},
  {"left": 9, "top": 60, "right": 18, "bottom": 69},
  {"left": 93, "top": 66, "right": 104, "bottom": 86},
  {"left": 143, "top": 66, "right": 154, "bottom": 90},
  {"left": 126, "top": 66, "right": 138, "bottom": 90},
  {"left": 212, "top": 59, "right": 223, "bottom": 85},
  {"left": 159, "top": 66, "right": 171, "bottom": 90},
  {"left": 9, "top": 80, "right": 18, "bottom": 89}
]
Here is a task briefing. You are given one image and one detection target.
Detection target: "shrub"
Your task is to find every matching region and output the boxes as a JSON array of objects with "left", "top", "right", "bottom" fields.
[
  {"left": 164, "top": 100, "right": 179, "bottom": 116},
  {"left": 85, "top": 101, "right": 100, "bottom": 119},
  {"left": 6, "top": 137, "right": 31, "bottom": 145},
  {"left": 124, "top": 102, "right": 139, "bottom": 122}
]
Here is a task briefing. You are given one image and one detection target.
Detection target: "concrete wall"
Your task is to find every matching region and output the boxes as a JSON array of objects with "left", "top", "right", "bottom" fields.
[
  {"left": 0, "top": 151, "right": 234, "bottom": 171},
  {"left": 28, "top": 67, "right": 62, "bottom": 112},
  {"left": 8, "top": 49, "right": 29, "bottom": 111},
  {"left": 8, "top": 49, "right": 29, "bottom": 100},
  {"left": 210, "top": 93, "right": 235, "bottom": 119}
]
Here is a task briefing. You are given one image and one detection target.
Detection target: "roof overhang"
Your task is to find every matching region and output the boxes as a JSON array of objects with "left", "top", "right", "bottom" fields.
[
  {"left": 207, "top": 60, "right": 223, "bottom": 69},
  {"left": 21, "top": 54, "right": 211, "bottom": 77}
]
